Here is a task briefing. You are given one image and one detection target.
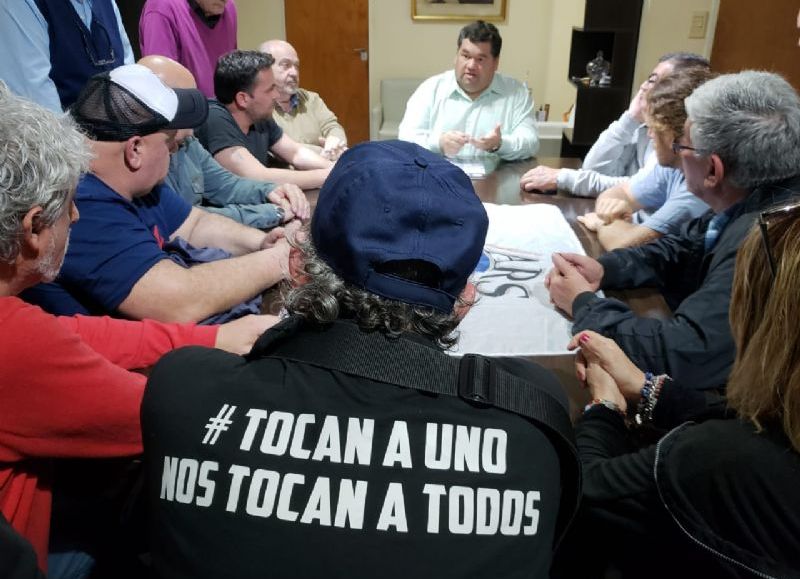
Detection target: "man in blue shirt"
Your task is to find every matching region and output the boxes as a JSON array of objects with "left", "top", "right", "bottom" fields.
[
  {"left": 24, "top": 64, "right": 294, "bottom": 324},
  {"left": 0, "top": 0, "right": 134, "bottom": 110}
]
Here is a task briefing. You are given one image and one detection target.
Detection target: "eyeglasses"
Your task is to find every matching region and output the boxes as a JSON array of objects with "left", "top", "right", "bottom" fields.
[
  {"left": 758, "top": 202, "right": 800, "bottom": 279},
  {"left": 70, "top": 9, "right": 117, "bottom": 68},
  {"left": 671, "top": 140, "right": 711, "bottom": 156}
]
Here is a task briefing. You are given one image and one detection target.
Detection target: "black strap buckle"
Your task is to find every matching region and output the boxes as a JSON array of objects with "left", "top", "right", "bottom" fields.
[{"left": 457, "top": 354, "right": 494, "bottom": 406}]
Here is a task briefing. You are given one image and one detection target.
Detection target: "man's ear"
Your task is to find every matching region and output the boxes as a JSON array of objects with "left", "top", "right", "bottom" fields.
[
  {"left": 454, "top": 282, "right": 477, "bottom": 321},
  {"left": 234, "top": 91, "right": 249, "bottom": 110},
  {"left": 20, "top": 205, "right": 46, "bottom": 256},
  {"left": 124, "top": 136, "right": 144, "bottom": 170},
  {"left": 287, "top": 246, "right": 309, "bottom": 286},
  {"left": 705, "top": 153, "right": 725, "bottom": 188}
]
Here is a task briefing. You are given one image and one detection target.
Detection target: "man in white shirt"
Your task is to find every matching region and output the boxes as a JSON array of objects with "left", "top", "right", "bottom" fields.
[
  {"left": 520, "top": 52, "right": 709, "bottom": 195},
  {"left": 398, "top": 20, "right": 538, "bottom": 161}
]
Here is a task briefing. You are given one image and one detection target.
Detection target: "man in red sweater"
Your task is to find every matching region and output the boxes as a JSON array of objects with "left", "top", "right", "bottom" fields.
[{"left": 0, "top": 82, "right": 276, "bottom": 576}]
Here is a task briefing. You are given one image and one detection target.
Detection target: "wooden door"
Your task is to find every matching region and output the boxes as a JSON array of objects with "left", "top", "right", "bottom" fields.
[
  {"left": 711, "top": 0, "right": 799, "bottom": 91},
  {"left": 285, "top": 0, "right": 370, "bottom": 144}
]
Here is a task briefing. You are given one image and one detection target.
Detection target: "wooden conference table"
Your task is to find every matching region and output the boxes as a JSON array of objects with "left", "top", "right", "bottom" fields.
[{"left": 305, "top": 157, "right": 670, "bottom": 415}]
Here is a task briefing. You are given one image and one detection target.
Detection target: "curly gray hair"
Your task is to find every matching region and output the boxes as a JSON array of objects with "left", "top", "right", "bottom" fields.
[
  {"left": 684, "top": 71, "right": 800, "bottom": 189},
  {"left": 283, "top": 229, "right": 468, "bottom": 349},
  {"left": 0, "top": 83, "right": 92, "bottom": 264}
]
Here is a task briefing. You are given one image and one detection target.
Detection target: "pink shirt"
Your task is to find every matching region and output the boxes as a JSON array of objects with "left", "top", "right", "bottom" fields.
[{"left": 139, "top": 0, "right": 237, "bottom": 97}]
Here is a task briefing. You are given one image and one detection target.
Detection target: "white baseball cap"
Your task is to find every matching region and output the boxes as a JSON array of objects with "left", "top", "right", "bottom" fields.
[{"left": 71, "top": 64, "right": 208, "bottom": 141}]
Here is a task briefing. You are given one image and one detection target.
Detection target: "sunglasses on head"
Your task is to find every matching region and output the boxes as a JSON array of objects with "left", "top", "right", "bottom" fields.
[{"left": 758, "top": 201, "right": 800, "bottom": 279}]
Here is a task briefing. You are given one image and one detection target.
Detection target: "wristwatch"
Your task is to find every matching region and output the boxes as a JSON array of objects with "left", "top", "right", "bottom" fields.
[{"left": 274, "top": 206, "right": 286, "bottom": 223}]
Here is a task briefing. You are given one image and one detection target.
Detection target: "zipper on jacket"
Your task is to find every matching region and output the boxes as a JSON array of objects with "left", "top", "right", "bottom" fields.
[{"left": 653, "top": 427, "right": 776, "bottom": 579}]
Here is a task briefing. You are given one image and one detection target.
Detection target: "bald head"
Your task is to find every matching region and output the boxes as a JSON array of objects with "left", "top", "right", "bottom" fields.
[
  {"left": 259, "top": 39, "right": 299, "bottom": 98},
  {"left": 259, "top": 39, "right": 293, "bottom": 57},
  {"left": 137, "top": 55, "right": 198, "bottom": 146},
  {"left": 138, "top": 55, "right": 197, "bottom": 90}
]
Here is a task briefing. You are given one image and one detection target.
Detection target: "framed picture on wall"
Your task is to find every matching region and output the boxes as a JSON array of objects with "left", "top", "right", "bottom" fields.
[{"left": 411, "top": 0, "right": 507, "bottom": 22}]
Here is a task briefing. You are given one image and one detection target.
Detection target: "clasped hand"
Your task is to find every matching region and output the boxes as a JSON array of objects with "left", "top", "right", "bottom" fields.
[{"left": 545, "top": 252, "right": 603, "bottom": 317}]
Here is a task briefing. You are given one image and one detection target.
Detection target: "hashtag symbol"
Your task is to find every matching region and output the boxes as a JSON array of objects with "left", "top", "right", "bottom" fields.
[{"left": 202, "top": 404, "right": 237, "bottom": 445}]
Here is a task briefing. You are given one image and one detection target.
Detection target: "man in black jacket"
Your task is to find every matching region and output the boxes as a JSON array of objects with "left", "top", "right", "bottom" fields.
[
  {"left": 548, "top": 71, "right": 800, "bottom": 423},
  {"left": 141, "top": 140, "right": 578, "bottom": 579}
]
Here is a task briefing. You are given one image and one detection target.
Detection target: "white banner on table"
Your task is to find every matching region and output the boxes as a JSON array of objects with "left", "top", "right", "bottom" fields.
[{"left": 451, "top": 203, "right": 586, "bottom": 357}]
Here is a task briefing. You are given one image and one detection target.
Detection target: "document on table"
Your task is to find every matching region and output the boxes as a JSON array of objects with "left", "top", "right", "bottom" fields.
[
  {"left": 451, "top": 203, "right": 598, "bottom": 357},
  {"left": 447, "top": 155, "right": 499, "bottom": 179},
  {"left": 449, "top": 158, "right": 486, "bottom": 179}
]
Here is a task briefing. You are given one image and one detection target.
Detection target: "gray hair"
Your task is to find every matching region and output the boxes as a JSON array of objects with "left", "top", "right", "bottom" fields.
[
  {"left": 685, "top": 71, "right": 800, "bottom": 189},
  {"left": 658, "top": 52, "right": 710, "bottom": 71},
  {"left": 0, "top": 83, "right": 92, "bottom": 263},
  {"left": 283, "top": 229, "right": 466, "bottom": 350}
]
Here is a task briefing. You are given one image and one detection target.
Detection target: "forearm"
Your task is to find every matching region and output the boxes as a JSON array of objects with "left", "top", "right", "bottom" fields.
[
  {"left": 597, "top": 221, "right": 660, "bottom": 251},
  {"left": 119, "top": 251, "right": 286, "bottom": 323},
  {"left": 571, "top": 284, "right": 736, "bottom": 390},
  {"left": 203, "top": 204, "right": 282, "bottom": 230},
  {"left": 576, "top": 408, "right": 658, "bottom": 534},
  {"left": 216, "top": 147, "right": 326, "bottom": 189},
  {"left": 201, "top": 149, "right": 275, "bottom": 206},
  {"left": 261, "top": 167, "right": 328, "bottom": 189},
  {"left": 558, "top": 169, "right": 629, "bottom": 198},
  {"left": 597, "top": 184, "right": 632, "bottom": 203},
  {"left": 185, "top": 210, "right": 267, "bottom": 255},
  {"left": 57, "top": 314, "right": 217, "bottom": 369},
  {"left": 290, "top": 146, "right": 334, "bottom": 170}
]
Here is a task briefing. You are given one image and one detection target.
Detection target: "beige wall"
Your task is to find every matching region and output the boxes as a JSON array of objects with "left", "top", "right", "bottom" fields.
[
  {"left": 369, "top": 0, "right": 585, "bottom": 123},
  {"left": 235, "top": 0, "right": 720, "bottom": 134},
  {"left": 633, "top": 0, "right": 718, "bottom": 93},
  {"left": 236, "top": 0, "right": 284, "bottom": 49}
]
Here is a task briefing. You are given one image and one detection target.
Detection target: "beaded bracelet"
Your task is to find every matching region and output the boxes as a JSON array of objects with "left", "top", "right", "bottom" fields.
[
  {"left": 634, "top": 373, "right": 670, "bottom": 426},
  {"left": 584, "top": 398, "right": 625, "bottom": 417}
]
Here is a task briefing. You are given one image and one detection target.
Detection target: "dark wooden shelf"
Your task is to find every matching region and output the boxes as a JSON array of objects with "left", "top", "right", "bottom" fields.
[
  {"left": 568, "top": 79, "right": 629, "bottom": 92},
  {"left": 561, "top": 0, "right": 643, "bottom": 155}
]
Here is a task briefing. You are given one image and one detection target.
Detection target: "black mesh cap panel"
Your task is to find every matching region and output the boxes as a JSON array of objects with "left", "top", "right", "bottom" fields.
[{"left": 70, "top": 75, "right": 169, "bottom": 141}]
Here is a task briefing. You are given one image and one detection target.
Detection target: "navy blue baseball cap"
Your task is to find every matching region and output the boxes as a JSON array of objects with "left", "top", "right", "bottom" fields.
[{"left": 312, "top": 140, "right": 489, "bottom": 313}]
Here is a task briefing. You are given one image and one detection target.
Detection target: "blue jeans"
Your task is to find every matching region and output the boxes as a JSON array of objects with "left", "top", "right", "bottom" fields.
[{"left": 47, "top": 551, "right": 94, "bottom": 579}]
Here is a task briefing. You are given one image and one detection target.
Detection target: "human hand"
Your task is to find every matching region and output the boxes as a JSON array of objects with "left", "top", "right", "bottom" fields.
[
  {"left": 577, "top": 211, "right": 605, "bottom": 232},
  {"left": 546, "top": 253, "right": 600, "bottom": 317},
  {"left": 268, "top": 183, "right": 310, "bottom": 222},
  {"left": 214, "top": 314, "right": 280, "bottom": 355},
  {"left": 569, "top": 331, "right": 646, "bottom": 400},
  {"left": 470, "top": 123, "right": 502, "bottom": 152},
  {"left": 439, "top": 131, "right": 470, "bottom": 157},
  {"left": 318, "top": 135, "right": 347, "bottom": 161},
  {"left": 520, "top": 165, "right": 559, "bottom": 192},
  {"left": 628, "top": 86, "right": 647, "bottom": 123},
  {"left": 583, "top": 360, "right": 628, "bottom": 412},
  {"left": 595, "top": 198, "right": 633, "bottom": 223},
  {"left": 544, "top": 252, "right": 604, "bottom": 290}
]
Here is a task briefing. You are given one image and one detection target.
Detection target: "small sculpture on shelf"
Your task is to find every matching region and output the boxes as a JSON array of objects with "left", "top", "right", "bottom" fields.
[{"left": 586, "top": 51, "right": 610, "bottom": 86}]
